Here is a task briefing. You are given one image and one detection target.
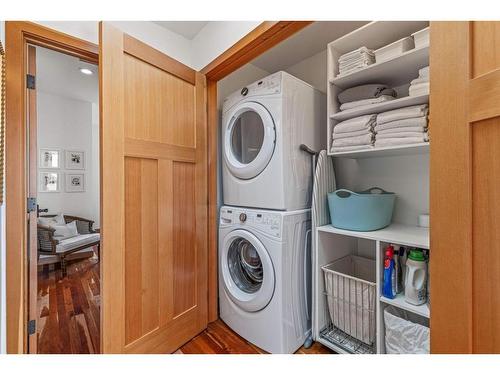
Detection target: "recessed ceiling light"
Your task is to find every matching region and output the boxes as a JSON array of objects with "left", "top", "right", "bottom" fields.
[{"left": 79, "top": 67, "right": 93, "bottom": 75}]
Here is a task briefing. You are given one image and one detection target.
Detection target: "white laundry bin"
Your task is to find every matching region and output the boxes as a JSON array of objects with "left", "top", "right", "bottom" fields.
[
  {"left": 384, "top": 306, "right": 430, "bottom": 354},
  {"left": 322, "top": 255, "right": 376, "bottom": 345}
]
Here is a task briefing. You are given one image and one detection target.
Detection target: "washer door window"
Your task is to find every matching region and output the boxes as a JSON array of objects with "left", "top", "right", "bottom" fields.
[
  {"left": 221, "top": 230, "right": 275, "bottom": 312},
  {"left": 224, "top": 102, "right": 275, "bottom": 180}
]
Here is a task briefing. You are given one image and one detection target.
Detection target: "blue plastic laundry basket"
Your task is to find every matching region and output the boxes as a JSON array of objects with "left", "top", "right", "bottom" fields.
[{"left": 328, "top": 187, "right": 396, "bottom": 231}]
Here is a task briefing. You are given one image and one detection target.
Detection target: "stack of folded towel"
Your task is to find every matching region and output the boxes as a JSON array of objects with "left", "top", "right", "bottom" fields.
[
  {"left": 338, "top": 84, "right": 397, "bottom": 111},
  {"left": 338, "top": 47, "right": 375, "bottom": 76},
  {"left": 409, "top": 66, "right": 429, "bottom": 96},
  {"left": 331, "top": 114, "right": 376, "bottom": 153},
  {"left": 374, "top": 104, "right": 429, "bottom": 147}
]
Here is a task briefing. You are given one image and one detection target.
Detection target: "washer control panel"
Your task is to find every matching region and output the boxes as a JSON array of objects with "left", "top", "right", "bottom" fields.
[{"left": 220, "top": 207, "right": 282, "bottom": 238}]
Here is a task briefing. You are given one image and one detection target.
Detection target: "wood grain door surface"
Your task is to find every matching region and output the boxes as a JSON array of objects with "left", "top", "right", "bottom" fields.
[
  {"left": 99, "top": 22, "right": 208, "bottom": 353},
  {"left": 430, "top": 21, "right": 500, "bottom": 353}
]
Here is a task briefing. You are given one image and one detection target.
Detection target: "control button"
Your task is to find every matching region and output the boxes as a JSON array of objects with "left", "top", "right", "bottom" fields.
[
  {"left": 241, "top": 87, "right": 249, "bottom": 96},
  {"left": 239, "top": 213, "right": 247, "bottom": 222}
]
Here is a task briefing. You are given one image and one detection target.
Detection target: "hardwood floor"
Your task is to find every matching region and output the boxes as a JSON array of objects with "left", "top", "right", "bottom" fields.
[
  {"left": 37, "top": 255, "right": 100, "bottom": 354},
  {"left": 176, "top": 319, "right": 333, "bottom": 354},
  {"left": 36, "top": 254, "right": 331, "bottom": 355}
]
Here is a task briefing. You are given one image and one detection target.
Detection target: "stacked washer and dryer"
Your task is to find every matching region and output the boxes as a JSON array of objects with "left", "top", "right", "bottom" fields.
[{"left": 219, "top": 71, "right": 325, "bottom": 353}]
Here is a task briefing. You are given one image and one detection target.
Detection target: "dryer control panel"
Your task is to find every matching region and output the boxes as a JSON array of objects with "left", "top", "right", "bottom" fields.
[
  {"left": 222, "top": 71, "right": 282, "bottom": 114},
  {"left": 220, "top": 207, "right": 282, "bottom": 238}
]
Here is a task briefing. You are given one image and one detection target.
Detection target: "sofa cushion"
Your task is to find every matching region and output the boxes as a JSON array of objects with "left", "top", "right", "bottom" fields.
[
  {"left": 52, "top": 221, "right": 78, "bottom": 240},
  {"left": 56, "top": 233, "right": 100, "bottom": 253},
  {"left": 38, "top": 213, "right": 65, "bottom": 226}
]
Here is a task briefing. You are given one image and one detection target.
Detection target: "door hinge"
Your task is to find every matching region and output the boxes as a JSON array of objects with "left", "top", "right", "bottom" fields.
[
  {"left": 26, "top": 74, "right": 36, "bottom": 90},
  {"left": 27, "top": 197, "right": 37, "bottom": 213},
  {"left": 28, "top": 320, "right": 36, "bottom": 336}
]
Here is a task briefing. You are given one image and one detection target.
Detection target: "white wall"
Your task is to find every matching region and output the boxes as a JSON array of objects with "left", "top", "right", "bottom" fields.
[
  {"left": 191, "top": 21, "right": 261, "bottom": 70},
  {"left": 37, "top": 92, "right": 100, "bottom": 225},
  {"left": 286, "top": 49, "right": 327, "bottom": 93}
]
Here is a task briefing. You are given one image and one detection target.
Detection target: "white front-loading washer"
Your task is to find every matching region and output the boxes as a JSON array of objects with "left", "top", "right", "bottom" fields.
[
  {"left": 219, "top": 206, "right": 311, "bottom": 353},
  {"left": 222, "top": 71, "right": 325, "bottom": 211}
]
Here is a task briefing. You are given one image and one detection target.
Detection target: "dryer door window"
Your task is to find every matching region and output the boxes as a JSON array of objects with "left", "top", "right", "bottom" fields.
[
  {"left": 221, "top": 229, "right": 275, "bottom": 312},
  {"left": 224, "top": 102, "right": 275, "bottom": 180}
]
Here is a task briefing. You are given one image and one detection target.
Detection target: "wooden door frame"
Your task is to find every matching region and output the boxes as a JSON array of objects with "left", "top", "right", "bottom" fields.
[
  {"left": 5, "top": 20, "right": 311, "bottom": 353},
  {"left": 5, "top": 21, "right": 98, "bottom": 354}
]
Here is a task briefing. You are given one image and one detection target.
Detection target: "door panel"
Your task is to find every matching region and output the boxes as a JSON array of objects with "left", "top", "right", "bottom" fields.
[
  {"left": 430, "top": 21, "right": 500, "bottom": 353},
  {"left": 100, "top": 22, "right": 207, "bottom": 353}
]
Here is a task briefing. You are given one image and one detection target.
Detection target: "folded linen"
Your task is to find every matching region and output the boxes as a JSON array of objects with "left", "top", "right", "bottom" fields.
[
  {"left": 419, "top": 66, "right": 429, "bottom": 78},
  {"left": 376, "top": 125, "right": 427, "bottom": 134},
  {"left": 338, "top": 47, "right": 375, "bottom": 62},
  {"left": 409, "top": 82, "right": 430, "bottom": 97},
  {"left": 375, "top": 137, "right": 428, "bottom": 147},
  {"left": 339, "top": 95, "right": 396, "bottom": 111},
  {"left": 410, "top": 77, "right": 429, "bottom": 85},
  {"left": 338, "top": 84, "right": 397, "bottom": 104},
  {"left": 377, "top": 131, "right": 429, "bottom": 139},
  {"left": 377, "top": 105, "right": 428, "bottom": 125},
  {"left": 375, "top": 116, "right": 428, "bottom": 131},
  {"left": 332, "top": 133, "right": 374, "bottom": 147},
  {"left": 331, "top": 144, "right": 374, "bottom": 153},
  {"left": 332, "top": 128, "right": 373, "bottom": 139},
  {"left": 333, "top": 114, "right": 377, "bottom": 134}
]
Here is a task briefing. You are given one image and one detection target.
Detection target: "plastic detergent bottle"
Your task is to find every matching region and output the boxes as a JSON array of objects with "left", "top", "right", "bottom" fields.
[
  {"left": 382, "top": 245, "right": 396, "bottom": 299},
  {"left": 405, "top": 249, "right": 428, "bottom": 305}
]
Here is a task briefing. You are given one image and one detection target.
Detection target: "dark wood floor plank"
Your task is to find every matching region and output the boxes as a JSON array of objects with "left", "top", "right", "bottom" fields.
[
  {"left": 37, "top": 254, "right": 100, "bottom": 354},
  {"left": 178, "top": 319, "right": 333, "bottom": 355}
]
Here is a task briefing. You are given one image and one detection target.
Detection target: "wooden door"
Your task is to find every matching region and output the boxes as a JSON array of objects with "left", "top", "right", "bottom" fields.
[
  {"left": 99, "top": 23, "right": 208, "bottom": 353},
  {"left": 430, "top": 21, "right": 500, "bottom": 353},
  {"left": 26, "top": 45, "right": 38, "bottom": 354}
]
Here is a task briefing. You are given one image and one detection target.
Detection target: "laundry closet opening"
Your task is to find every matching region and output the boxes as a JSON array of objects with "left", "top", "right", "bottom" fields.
[{"left": 215, "top": 21, "right": 430, "bottom": 354}]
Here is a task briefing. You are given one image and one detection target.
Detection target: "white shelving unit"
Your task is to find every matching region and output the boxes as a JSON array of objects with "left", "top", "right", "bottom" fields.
[
  {"left": 313, "top": 21, "right": 431, "bottom": 355},
  {"left": 326, "top": 21, "right": 429, "bottom": 158}
]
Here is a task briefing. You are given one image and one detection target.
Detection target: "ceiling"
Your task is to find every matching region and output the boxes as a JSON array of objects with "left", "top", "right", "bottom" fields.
[
  {"left": 153, "top": 21, "right": 209, "bottom": 40},
  {"left": 251, "top": 21, "right": 369, "bottom": 72},
  {"left": 36, "top": 46, "right": 99, "bottom": 104}
]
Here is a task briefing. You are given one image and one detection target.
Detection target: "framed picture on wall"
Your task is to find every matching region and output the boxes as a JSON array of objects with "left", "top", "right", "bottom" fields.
[
  {"left": 39, "top": 148, "right": 61, "bottom": 169},
  {"left": 39, "top": 172, "right": 61, "bottom": 193},
  {"left": 65, "top": 150, "right": 85, "bottom": 170},
  {"left": 65, "top": 173, "right": 85, "bottom": 193}
]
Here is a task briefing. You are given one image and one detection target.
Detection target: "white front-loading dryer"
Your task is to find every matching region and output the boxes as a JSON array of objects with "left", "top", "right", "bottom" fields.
[
  {"left": 219, "top": 206, "right": 311, "bottom": 354},
  {"left": 222, "top": 71, "right": 325, "bottom": 211}
]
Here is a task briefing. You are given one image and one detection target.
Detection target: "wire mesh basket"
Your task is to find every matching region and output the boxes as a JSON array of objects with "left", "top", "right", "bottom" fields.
[{"left": 321, "top": 255, "right": 376, "bottom": 346}]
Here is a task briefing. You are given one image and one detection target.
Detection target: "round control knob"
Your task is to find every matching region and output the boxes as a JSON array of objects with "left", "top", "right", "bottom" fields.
[
  {"left": 239, "top": 213, "right": 247, "bottom": 222},
  {"left": 241, "top": 87, "right": 249, "bottom": 96}
]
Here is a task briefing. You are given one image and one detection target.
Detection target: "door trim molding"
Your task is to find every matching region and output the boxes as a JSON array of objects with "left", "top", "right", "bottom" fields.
[{"left": 5, "top": 21, "right": 98, "bottom": 354}]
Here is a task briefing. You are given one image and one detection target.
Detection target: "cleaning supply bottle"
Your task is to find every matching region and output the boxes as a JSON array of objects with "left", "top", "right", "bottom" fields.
[
  {"left": 394, "top": 246, "right": 404, "bottom": 294},
  {"left": 405, "top": 249, "right": 428, "bottom": 305},
  {"left": 382, "top": 245, "right": 396, "bottom": 299}
]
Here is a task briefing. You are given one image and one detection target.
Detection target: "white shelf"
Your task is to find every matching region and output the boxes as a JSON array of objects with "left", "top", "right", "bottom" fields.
[
  {"left": 330, "top": 46, "right": 429, "bottom": 89},
  {"left": 380, "top": 294, "right": 430, "bottom": 319},
  {"left": 329, "top": 143, "right": 429, "bottom": 159},
  {"left": 331, "top": 95, "right": 429, "bottom": 122},
  {"left": 317, "top": 222, "right": 429, "bottom": 249}
]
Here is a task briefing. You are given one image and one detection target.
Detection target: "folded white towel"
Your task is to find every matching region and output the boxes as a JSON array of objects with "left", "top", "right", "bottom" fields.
[
  {"left": 419, "top": 66, "right": 429, "bottom": 78},
  {"left": 377, "top": 131, "right": 429, "bottom": 139},
  {"left": 409, "top": 82, "right": 430, "bottom": 97},
  {"left": 332, "top": 128, "right": 373, "bottom": 139},
  {"left": 339, "top": 95, "right": 395, "bottom": 111},
  {"left": 375, "top": 116, "right": 428, "bottom": 131},
  {"left": 410, "top": 77, "right": 429, "bottom": 85},
  {"left": 376, "top": 126, "right": 427, "bottom": 134},
  {"left": 332, "top": 133, "right": 374, "bottom": 147},
  {"left": 375, "top": 137, "right": 428, "bottom": 147},
  {"left": 339, "top": 47, "right": 375, "bottom": 62},
  {"left": 377, "top": 105, "right": 429, "bottom": 125},
  {"left": 331, "top": 144, "right": 375, "bottom": 153},
  {"left": 334, "top": 114, "right": 377, "bottom": 134}
]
